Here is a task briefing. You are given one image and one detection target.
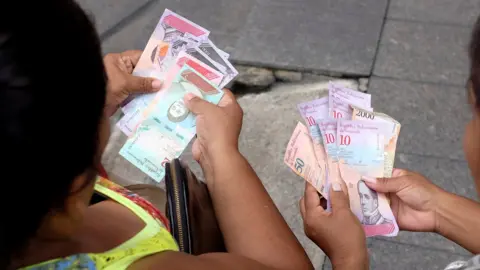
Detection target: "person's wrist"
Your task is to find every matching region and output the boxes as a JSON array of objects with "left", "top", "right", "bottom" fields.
[
  {"left": 209, "top": 143, "right": 240, "bottom": 161},
  {"left": 433, "top": 189, "right": 455, "bottom": 235},
  {"left": 202, "top": 139, "right": 239, "bottom": 163},
  {"left": 197, "top": 143, "right": 241, "bottom": 178}
]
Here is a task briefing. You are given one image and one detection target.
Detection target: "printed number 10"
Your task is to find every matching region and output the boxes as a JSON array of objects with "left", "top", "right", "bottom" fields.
[
  {"left": 307, "top": 116, "right": 315, "bottom": 126},
  {"left": 339, "top": 135, "right": 351, "bottom": 145},
  {"left": 333, "top": 110, "right": 343, "bottom": 119},
  {"left": 324, "top": 133, "right": 335, "bottom": 144}
]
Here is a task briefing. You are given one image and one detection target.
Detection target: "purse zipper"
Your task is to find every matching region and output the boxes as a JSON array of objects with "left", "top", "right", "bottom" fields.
[{"left": 170, "top": 163, "right": 185, "bottom": 251}]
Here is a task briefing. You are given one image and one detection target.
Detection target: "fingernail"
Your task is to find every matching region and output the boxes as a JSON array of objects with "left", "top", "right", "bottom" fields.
[
  {"left": 332, "top": 182, "right": 341, "bottom": 191},
  {"left": 362, "top": 176, "right": 377, "bottom": 183},
  {"left": 152, "top": 80, "right": 163, "bottom": 89},
  {"left": 184, "top": 93, "right": 195, "bottom": 101}
]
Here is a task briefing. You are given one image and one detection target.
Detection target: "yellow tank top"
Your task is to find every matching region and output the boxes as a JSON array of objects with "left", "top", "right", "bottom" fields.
[{"left": 23, "top": 176, "right": 179, "bottom": 270}]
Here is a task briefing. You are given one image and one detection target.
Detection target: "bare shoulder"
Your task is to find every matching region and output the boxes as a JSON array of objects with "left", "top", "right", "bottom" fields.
[{"left": 128, "top": 251, "right": 285, "bottom": 270}]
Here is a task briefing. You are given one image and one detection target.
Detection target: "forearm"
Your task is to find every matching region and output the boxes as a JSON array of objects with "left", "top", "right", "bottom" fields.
[
  {"left": 332, "top": 253, "right": 369, "bottom": 270},
  {"left": 202, "top": 151, "right": 312, "bottom": 270},
  {"left": 436, "top": 191, "right": 480, "bottom": 253}
]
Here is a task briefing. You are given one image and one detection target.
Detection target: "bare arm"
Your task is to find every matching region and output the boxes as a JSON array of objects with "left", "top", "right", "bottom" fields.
[
  {"left": 131, "top": 250, "right": 310, "bottom": 270},
  {"left": 436, "top": 191, "right": 480, "bottom": 254},
  {"left": 202, "top": 151, "right": 312, "bottom": 270},
  {"left": 181, "top": 90, "right": 312, "bottom": 270},
  {"left": 131, "top": 152, "right": 313, "bottom": 270},
  {"left": 132, "top": 92, "right": 313, "bottom": 269}
]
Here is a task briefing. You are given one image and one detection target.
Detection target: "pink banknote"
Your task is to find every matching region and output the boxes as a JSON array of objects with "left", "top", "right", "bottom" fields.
[
  {"left": 329, "top": 93, "right": 373, "bottom": 120},
  {"left": 121, "top": 9, "right": 210, "bottom": 115},
  {"left": 159, "top": 9, "right": 209, "bottom": 40},
  {"left": 284, "top": 122, "right": 328, "bottom": 197},
  {"left": 297, "top": 96, "right": 329, "bottom": 127},
  {"left": 339, "top": 162, "right": 399, "bottom": 237},
  {"left": 337, "top": 120, "right": 389, "bottom": 178},
  {"left": 329, "top": 82, "right": 372, "bottom": 107},
  {"left": 318, "top": 119, "right": 338, "bottom": 160},
  {"left": 317, "top": 119, "right": 340, "bottom": 201},
  {"left": 297, "top": 97, "right": 329, "bottom": 163},
  {"left": 351, "top": 106, "right": 401, "bottom": 177},
  {"left": 328, "top": 83, "right": 372, "bottom": 120}
]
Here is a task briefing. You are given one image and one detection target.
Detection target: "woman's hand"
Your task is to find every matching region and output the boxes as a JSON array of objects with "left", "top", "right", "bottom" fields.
[
  {"left": 183, "top": 89, "right": 243, "bottom": 172},
  {"left": 364, "top": 169, "right": 444, "bottom": 232},
  {"left": 103, "top": 50, "right": 162, "bottom": 116},
  {"left": 300, "top": 182, "right": 368, "bottom": 270}
]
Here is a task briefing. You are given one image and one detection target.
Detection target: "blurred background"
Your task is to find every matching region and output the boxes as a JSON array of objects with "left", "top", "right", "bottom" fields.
[{"left": 80, "top": 0, "right": 480, "bottom": 269}]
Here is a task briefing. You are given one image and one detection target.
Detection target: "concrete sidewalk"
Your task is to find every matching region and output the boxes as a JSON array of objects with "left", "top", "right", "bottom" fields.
[
  {"left": 87, "top": 0, "right": 480, "bottom": 269},
  {"left": 80, "top": 0, "right": 388, "bottom": 76}
]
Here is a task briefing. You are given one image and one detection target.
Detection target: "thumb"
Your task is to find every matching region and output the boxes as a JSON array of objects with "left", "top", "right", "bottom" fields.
[
  {"left": 184, "top": 93, "right": 216, "bottom": 115},
  {"left": 125, "top": 75, "right": 163, "bottom": 94},
  {"left": 330, "top": 182, "right": 350, "bottom": 211},
  {"left": 362, "top": 171, "right": 408, "bottom": 193}
]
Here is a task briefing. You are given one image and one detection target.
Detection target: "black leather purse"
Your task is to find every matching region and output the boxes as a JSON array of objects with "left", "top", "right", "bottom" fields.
[{"left": 164, "top": 159, "right": 226, "bottom": 254}]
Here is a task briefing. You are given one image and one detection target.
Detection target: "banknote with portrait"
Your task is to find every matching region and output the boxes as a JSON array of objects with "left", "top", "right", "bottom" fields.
[{"left": 119, "top": 64, "right": 224, "bottom": 181}]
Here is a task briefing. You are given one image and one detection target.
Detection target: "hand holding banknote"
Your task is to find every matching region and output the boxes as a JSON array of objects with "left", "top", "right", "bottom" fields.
[
  {"left": 364, "top": 169, "right": 442, "bottom": 232},
  {"left": 185, "top": 89, "right": 243, "bottom": 166},
  {"left": 300, "top": 182, "right": 369, "bottom": 269},
  {"left": 104, "top": 50, "right": 163, "bottom": 115}
]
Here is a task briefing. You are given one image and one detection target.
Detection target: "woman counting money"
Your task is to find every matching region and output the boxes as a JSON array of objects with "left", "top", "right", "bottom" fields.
[
  {"left": 0, "top": 2, "right": 313, "bottom": 270},
  {"left": 299, "top": 15, "right": 480, "bottom": 270}
]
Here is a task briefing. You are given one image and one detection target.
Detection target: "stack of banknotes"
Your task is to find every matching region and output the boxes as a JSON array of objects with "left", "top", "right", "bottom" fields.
[
  {"left": 116, "top": 9, "right": 238, "bottom": 182},
  {"left": 284, "top": 82, "right": 401, "bottom": 237}
]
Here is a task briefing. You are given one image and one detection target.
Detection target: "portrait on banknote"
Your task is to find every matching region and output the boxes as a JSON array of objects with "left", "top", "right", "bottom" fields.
[
  {"left": 119, "top": 64, "right": 224, "bottom": 182},
  {"left": 167, "top": 99, "right": 189, "bottom": 123},
  {"left": 339, "top": 163, "right": 399, "bottom": 237},
  {"left": 160, "top": 81, "right": 202, "bottom": 128},
  {"left": 154, "top": 67, "right": 222, "bottom": 129},
  {"left": 357, "top": 180, "right": 393, "bottom": 226}
]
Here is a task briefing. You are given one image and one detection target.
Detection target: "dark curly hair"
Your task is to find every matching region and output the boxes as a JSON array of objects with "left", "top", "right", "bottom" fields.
[
  {"left": 470, "top": 16, "right": 480, "bottom": 106},
  {"left": 0, "top": 1, "right": 106, "bottom": 268}
]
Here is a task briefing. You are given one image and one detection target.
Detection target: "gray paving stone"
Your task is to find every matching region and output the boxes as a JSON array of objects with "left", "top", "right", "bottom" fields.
[
  {"left": 235, "top": 66, "right": 275, "bottom": 87},
  {"left": 76, "top": 0, "right": 150, "bottom": 36},
  {"left": 367, "top": 240, "right": 470, "bottom": 270},
  {"left": 103, "top": 0, "right": 387, "bottom": 75},
  {"left": 101, "top": 5, "right": 158, "bottom": 54},
  {"left": 388, "top": 0, "right": 480, "bottom": 26},
  {"left": 324, "top": 239, "right": 470, "bottom": 270},
  {"left": 256, "top": 0, "right": 389, "bottom": 17},
  {"left": 374, "top": 20, "right": 471, "bottom": 85},
  {"left": 274, "top": 70, "right": 303, "bottom": 82},
  {"left": 383, "top": 231, "right": 470, "bottom": 256},
  {"left": 368, "top": 77, "right": 470, "bottom": 160},
  {"left": 235, "top": 2, "right": 385, "bottom": 75},
  {"left": 394, "top": 153, "right": 476, "bottom": 200},
  {"left": 101, "top": 0, "right": 255, "bottom": 55}
]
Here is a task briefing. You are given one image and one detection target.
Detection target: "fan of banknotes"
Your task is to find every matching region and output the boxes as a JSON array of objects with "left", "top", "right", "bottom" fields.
[
  {"left": 284, "top": 83, "right": 402, "bottom": 237},
  {"left": 116, "top": 9, "right": 238, "bottom": 182}
]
